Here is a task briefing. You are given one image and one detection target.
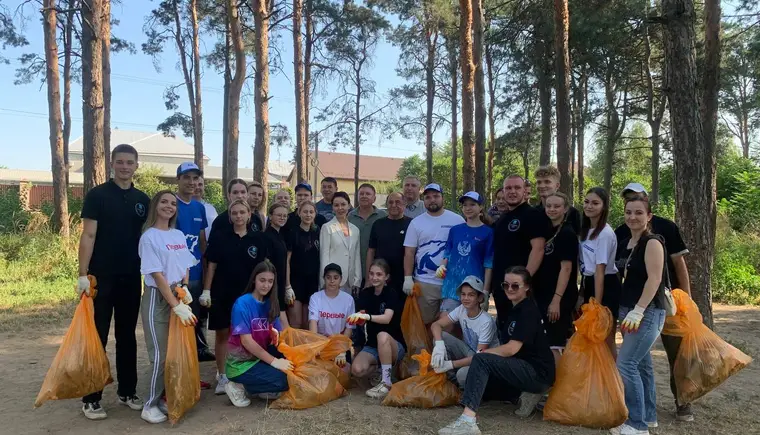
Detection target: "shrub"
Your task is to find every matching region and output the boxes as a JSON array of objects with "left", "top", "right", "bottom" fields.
[
  {"left": 133, "top": 165, "right": 171, "bottom": 198},
  {"left": 712, "top": 218, "right": 760, "bottom": 305},
  {"left": 0, "top": 187, "right": 29, "bottom": 233}
]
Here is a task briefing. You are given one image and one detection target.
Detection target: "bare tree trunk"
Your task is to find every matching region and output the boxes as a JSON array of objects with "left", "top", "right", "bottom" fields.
[
  {"left": 644, "top": 5, "right": 666, "bottom": 205},
  {"left": 81, "top": 0, "right": 106, "bottom": 193},
  {"left": 354, "top": 66, "right": 362, "bottom": 204},
  {"left": 227, "top": 0, "right": 245, "bottom": 183},
  {"left": 294, "top": 0, "right": 307, "bottom": 182},
  {"left": 486, "top": 42, "right": 496, "bottom": 202},
  {"left": 663, "top": 0, "right": 718, "bottom": 327},
  {"left": 254, "top": 0, "right": 271, "bottom": 207},
  {"left": 425, "top": 25, "right": 436, "bottom": 184},
  {"left": 172, "top": 0, "right": 197, "bottom": 160},
  {"left": 304, "top": 0, "right": 313, "bottom": 166},
  {"left": 576, "top": 67, "right": 587, "bottom": 197},
  {"left": 191, "top": 0, "right": 204, "bottom": 169},
  {"left": 63, "top": 0, "right": 75, "bottom": 187},
  {"left": 603, "top": 63, "right": 626, "bottom": 193},
  {"left": 448, "top": 36, "right": 459, "bottom": 209},
  {"left": 459, "top": 0, "right": 475, "bottom": 192},
  {"left": 43, "top": 0, "right": 70, "bottom": 237},
  {"left": 222, "top": 6, "right": 231, "bottom": 189},
  {"left": 554, "top": 0, "right": 571, "bottom": 200},
  {"left": 472, "top": 0, "right": 486, "bottom": 194},
  {"left": 102, "top": 0, "right": 111, "bottom": 174},
  {"left": 537, "top": 36, "right": 552, "bottom": 166}
]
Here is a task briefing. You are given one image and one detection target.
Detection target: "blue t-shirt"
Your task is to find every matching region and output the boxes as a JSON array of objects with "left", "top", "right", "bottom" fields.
[
  {"left": 175, "top": 197, "right": 208, "bottom": 281},
  {"left": 441, "top": 223, "right": 494, "bottom": 300},
  {"left": 226, "top": 293, "right": 282, "bottom": 378}
]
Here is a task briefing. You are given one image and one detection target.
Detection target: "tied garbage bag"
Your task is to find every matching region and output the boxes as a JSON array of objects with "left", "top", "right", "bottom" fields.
[
  {"left": 271, "top": 331, "right": 347, "bottom": 409},
  {"left": 278, "top": 328, "right": 352, "bottom": 388},
  {"left": 544, "top": 298, "right": 627, "bottom": 429},
  {"left": 382, "top": 350, "right": 460, "bottom": 408},
  {"left": 165, "top": 286, "right": 200, "bottom": 424},
  {"left": 398, "top": 283, "right": 433, "bottom": 379},
  {"left": 662, "top": 289, "right": 752, "bottom": 404},
  {"left": 35, "top": 276, "right": 113, "bottom": 407}
]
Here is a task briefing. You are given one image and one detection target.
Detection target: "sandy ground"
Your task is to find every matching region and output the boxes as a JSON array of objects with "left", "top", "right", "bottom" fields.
[{"left": 4, "top": 304, "right": 759, "bottom": 435}]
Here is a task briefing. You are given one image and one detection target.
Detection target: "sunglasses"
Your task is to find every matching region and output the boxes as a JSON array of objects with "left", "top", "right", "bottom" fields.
[{"left": 501, "top": 282, "right": 524, "bottom": 291}]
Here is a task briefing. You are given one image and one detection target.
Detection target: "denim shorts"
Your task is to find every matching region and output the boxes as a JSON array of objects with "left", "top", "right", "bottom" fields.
[{"left": 360, "top": 340, "right": 406, "bottom": 365}]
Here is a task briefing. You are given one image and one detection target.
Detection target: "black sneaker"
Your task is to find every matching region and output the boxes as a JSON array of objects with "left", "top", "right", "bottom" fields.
[
  {"left": 118, "top": 394, "right": 144, "bottom": 411},
  {"left": 676, "top": 402, "right": 694, "bottom": 421},
  {"left": 198, "top": 348, "right": 216, "bottom": 362},
  {"left": 82, "top": 402, "right": 107, "bottom": 420}
]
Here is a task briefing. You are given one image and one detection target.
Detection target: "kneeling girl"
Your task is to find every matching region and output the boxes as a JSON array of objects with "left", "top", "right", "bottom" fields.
[{"left": 308, "top": 263, "right": 356, "bottom": 369}]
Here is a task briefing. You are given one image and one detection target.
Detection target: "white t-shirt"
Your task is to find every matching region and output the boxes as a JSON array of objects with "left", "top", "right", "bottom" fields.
[
  {"left": 579, "top": 224, "right": 618, "bottom": 276},
  {"left": 404, "top": 210, "right": 465, "bottom": 285},
  {"left": 447, "top": 305, "right": 500, "bottom": 351},
  {"left": 308, "top": 289, "right": 356, "bottom": 336},
  {"left": 139, "top": 227, "right": 197, "bottom": 287},
  {"left": 202, "top": 201, "right": 218, "bottom": 241}
]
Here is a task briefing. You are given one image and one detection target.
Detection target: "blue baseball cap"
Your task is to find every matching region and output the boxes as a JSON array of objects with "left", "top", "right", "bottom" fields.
[
  {"left": 176, "top": 162, "right": 202, "bottom": 177},
  {"left": 423, "top": 183, "right": 443, "bottom": 194},
  {"left": 295, "top": 182, "right": 312, "bottom": 193},
  {"left": 459, "top": 191, "right": 483, "bottom": 205}
]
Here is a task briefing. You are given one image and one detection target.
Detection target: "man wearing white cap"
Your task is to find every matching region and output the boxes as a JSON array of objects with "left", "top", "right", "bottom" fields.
[
  {"left": 403, "top": 183, "right": 465, "bottom": 324},
  {"left": 615, "top": 182, "right": 694, "bottom": 422}
]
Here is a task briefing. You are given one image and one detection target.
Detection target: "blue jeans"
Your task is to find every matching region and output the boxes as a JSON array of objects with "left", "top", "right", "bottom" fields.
[
  {"left": 617, "top": 306, "right": 666, "bottom": 430},
  {"left": 360, "top": 340, "right": 406, "bottom": 365},
  {"left": 229, "top": 346, "right": 289, "bottom": 395}
]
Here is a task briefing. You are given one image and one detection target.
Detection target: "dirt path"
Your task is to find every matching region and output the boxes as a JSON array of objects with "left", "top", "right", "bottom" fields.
[{"left": 4, "top": 304, "right": 758, "bottom": 435}]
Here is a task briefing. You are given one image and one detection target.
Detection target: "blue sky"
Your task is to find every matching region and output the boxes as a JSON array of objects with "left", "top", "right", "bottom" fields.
[{"left": 0, "top": 1, "right": 432, "bottom": 170}]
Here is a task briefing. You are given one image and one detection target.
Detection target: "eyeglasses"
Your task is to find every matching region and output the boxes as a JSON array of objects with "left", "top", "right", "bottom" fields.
[{"left": 501, "top": 282, "right": 524, "bottom": 291}]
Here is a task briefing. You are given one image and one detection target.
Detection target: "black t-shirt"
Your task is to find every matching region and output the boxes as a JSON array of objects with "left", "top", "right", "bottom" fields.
[
  {"left": 357, "top": 286, "right": 406, "bottom": 349},
  {"left": 615, "top": 215, "right": 687, "bottom": 288},
  {"left": 210, "top": 210, "right": 263, "bottom": 239},
  {"left": 502, "top": 298, "right": 555, "bottom": 383},
  {"left": 616, "top": 235, "right": 667, "bottom": 310},
  {"left": 535, "top": 202, "right": 582, "bottom": 235},
  {"left": 80, "top": 180, "right": 150, "bottom": 276},
  {"left": 535, "top": 223, "right": 579, "bottom": 307},
  {"left": 368, "top": 216, "right": 411, "bottom": 293},
  {"left": 286, "top": 225, "right": 321, "bottom": 294},
  {"left": 263, "top": 226, "right": 288, "bottom": 309},
  {"left": 282, "top": 210, "right": 327, "bottom": 237},
  {"left": 205, "top": 230, "right": 270, "bottom": 301},
  {"left": 491, "top": 203, "right": 550, "bottom": 293}
]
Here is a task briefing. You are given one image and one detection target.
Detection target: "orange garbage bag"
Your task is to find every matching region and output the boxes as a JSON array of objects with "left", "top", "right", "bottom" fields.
[
  {"left": 398, "top": 283, "right": 433, "bottom": 379},
  {"left": 382, "top": 350, "right": 461, "bottom": 408},
  {"left": 544, "top": 298, "right": 627, "bottom": 429},
  {"left": 34, "top": 276, "right": 113, "bottom": 407},
  {"left": 277, "top": 328, "right": 352, "bottom": 388},
  {"left": 165, "top": 286, "right": 200, "bottom": 424},
  {"left": 662, "top": 289, "right": 752, "bottom": 404},
  {"left": 271, "top": 336, "right": 347, "bottom": 410}
]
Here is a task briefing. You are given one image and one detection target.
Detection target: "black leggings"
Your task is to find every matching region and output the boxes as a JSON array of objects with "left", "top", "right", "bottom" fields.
[{"left": 582, "top": 274, "right": 621, "bottom": 319}]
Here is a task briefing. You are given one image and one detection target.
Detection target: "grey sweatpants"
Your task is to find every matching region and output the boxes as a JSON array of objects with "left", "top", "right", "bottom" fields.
[
  {"left": 442, "top": 331, "right": 476, "bottom": 388},
  {"left": 141, "top": 286, "right": 171, "bottom": 408}
]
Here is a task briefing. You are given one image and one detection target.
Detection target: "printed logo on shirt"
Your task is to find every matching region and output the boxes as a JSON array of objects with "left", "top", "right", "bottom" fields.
[
  {"left": 508, "top": 320, "right": 516, "bottom": 336},
  {"left": 544, "top": 241, "right": 555, "bottom": 255},
  {"left": 165, "top": 243, "right": 188, "bottom": 251},
  {"left": 193, "top": 217, "right": 202, "bottom": 222},
  {"left": 247, "top": 246, "right": 258, "bottom": 259},
  {"left": 135, "top": 203, "right": 146, "bottom": 217},
  {"left": 186, "top": 234, "right": 199, "bottom": 252},
  {"left": 508, "top": 219, "right": 520, "bottom": 232},
  {"left": 379, "top": 302, "right": 387, "bottom": 313},
  {"left": 320, "top": 311, "right": 346, "bottom": 319},
  {"left": 314, "top": 240, "right": 320, "bottom": 250},
  {"left": 457, "top": 241, "right": 472, "bottom": 257},
  {"left": 400, "top": 230, "right": 405, "bottom": 235}
]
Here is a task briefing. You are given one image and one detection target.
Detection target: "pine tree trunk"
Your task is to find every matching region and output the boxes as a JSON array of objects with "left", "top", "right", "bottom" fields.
[
  {"left": 448, "top": 36, "right": 458, "bottom": 209},
  {"left": 576, "top": 68, "right": 587, "bottom": 197},
  {"left": 663, "top": 0, "right": 718, "bottom": 327},
  {"left": 222, "top": 7, "right": 230, "bottom": 189},
  {"left": 191, "top": 0, "right": 204, "bottom": 169},
  {"left": 227, "top": 0, "right": 245, "bottom": 183},
  {"left": 304, "top": 0, "right": 313, "bottom": 167},
  {"left": 254, "top": 0, "right": 271, "bottom": 207},
  {"left": 554, "top": 0, "right": 572, "bottom": 201},
  {"left": 63, "top": 0, "right": 74, "bottom": 187},
  {"left": 102, "top": 0, "right": 111, "bottom": 174},
  {"left": 459, "top": 0, "right": 475, "bottom": 192},
  {"left": 425, "top": 26, "right": 436, "bottom": 184},
  {"left": 81, "top": 0, "right": 106, "bottom": 193},
  {"left": 43, "top": 0, "right": 70, "bottom": 237},
  {"left": 472, "top": 0, "right": 486, "bottom": 194},
  {"left": 485, "top": 42, "right": 496, "bottom": 202},
  {"left": 354, "top": 66, "right": 362, "bottom": 204},
  {"left": 172, "top": 0, "right": 197, "bottom": 159},
  {"left": 294, "top": 0, "right": 307, "bottom": 182},
  {"left": 537, "top": 33, "right": 552, "bottom": 166}
]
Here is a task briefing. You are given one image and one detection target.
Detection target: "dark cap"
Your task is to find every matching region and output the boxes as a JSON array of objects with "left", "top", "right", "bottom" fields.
[
  {"left": 295, "top": 182, "right": 312, "bottom": 193},
  {"left": 459, "top": 191, "right": 483, "bottom": 205},
  {"left": 323, "top": 263, "right": 343, "bottom": 277}
]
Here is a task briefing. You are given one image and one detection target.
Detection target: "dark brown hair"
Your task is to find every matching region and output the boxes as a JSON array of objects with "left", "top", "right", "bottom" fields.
[
  {"left": 111, "top": 144, "right": 138, "bottom": 161},
  {"left": 581, "top": 187, "right": 610, "bottom": 241},
  {"left": 245, "top": 259, "right": 280, "bottom": 321},
  {"left": 227, "top": 178, "right": 248, "bottom": 194},
  {"left": 504, "top": 266, "right": 532, "bottom": 295},
  {"left": 332, "top": 191, "right": 352, "bottom": 207}
]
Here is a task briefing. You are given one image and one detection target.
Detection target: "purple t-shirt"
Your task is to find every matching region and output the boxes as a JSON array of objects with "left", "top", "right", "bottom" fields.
[{"left": 225, "top": 293, "right": 282, "bottom": 378}]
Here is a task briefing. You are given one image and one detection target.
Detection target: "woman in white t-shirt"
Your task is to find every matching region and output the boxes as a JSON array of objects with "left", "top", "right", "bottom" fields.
[
  {"left": 308, "top": 263, "right": 355, "bottom": 370},
  {"left": 138, "top": 190, "right": 198, "bottom": 424},
  {"left": 579, "top": 187, "right": 621, "bottom": 357}
]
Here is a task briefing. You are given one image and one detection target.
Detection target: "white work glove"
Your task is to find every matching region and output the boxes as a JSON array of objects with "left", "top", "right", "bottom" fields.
[
  {"left": 172, "top": 302, "right": 197, "bottom": 326},
  {"left": 284, "top": 285, "right": 296, "bottom": 306},
  {"left": 178, "top": 285, "right": 193, "bottom": 305},
  {"left": 334, "top": 353, "right": 347, "bottom": 368},
  {"left": 403, "top": 276, "right": 414, "bottom": 295},
  {"left": 271, "top": 358, "right": 294, "bottom": 372},
  {"left": 621, "top": 305, "right": 646, "bottom": 334},
  {"left": 435, "top": 265, "right": 447, "bottom": 279},
  {"left": 347, "top": 312, "right": 371, "bottom": 326},
  {"left": 76, "top": 276, "right": 91, "bottom": 297},
  {"left": 434, "top": 360, "right": 454, "bottom": 374},
  {"left": 431, "top": 340, "right": 447, "bottom": 368},
  {"left": 199, "top": 290, "right": 211, "bottom": 307}
]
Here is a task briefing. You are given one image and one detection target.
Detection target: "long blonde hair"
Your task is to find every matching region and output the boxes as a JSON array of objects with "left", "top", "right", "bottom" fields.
[{"left": 143, "top": 189, "right": 178, "bottom": 232}]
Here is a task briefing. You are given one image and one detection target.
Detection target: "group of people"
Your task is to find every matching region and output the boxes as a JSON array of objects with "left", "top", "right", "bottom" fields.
[{"left": 75, "top": 144, "right": 693, "bottom": 435}]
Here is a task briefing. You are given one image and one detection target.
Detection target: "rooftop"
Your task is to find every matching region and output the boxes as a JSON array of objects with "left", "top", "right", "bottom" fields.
[{"left": 298, "top": 150, "right": 405, "bottom": 183}]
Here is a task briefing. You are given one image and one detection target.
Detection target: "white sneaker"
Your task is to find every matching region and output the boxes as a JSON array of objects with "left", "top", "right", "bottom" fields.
[
  {"left": 515, "top": 392, "right": 543, "bottom": 417},
  {"left": 365, "top": 383, "right": 390, "bottom": 399},
  {"left": 647, "top": 421, "right": 658, "bottom": 429},
  {"left": 215, "top": 374, "right": 229, "bottom": 396},
  {"left": 225, "top": 381, "right": 251, "bottom": 407},
  {"left": 141, "top": 406, "right": 167, "bottom": 424},
  {"left": 118, "top": 394, "right": 144, "bottom": 411},
  {"left": 82, "top": 402, "right": 107, "bottom": 420},
  {"left": 438, "top": 416, "right": 482, "bottom": 435},
  {"left": 610, "top": 423, "right": 649, "bottom": 435}
]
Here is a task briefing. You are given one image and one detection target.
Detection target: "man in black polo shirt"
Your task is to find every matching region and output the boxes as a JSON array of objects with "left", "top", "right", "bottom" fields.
[
  {"left": 491, "top": 175, "right": 549, "bottom": 331},
  {"left": 534, "top": 165, "right": 581, "bottom": 234},
  {"left": 76, "top": 144, "right": 150, "bottom": 420},
  {"left": 282, "top": 182, "right": 327, "bottom": 235},
  {"left": 366, "top": 192, "right": 412, "bottom": 296},
  {"left": 614, "top": 182, "right": 695, "bottom": 422}
]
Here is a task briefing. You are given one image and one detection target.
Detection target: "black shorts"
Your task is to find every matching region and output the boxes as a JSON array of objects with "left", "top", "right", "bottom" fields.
[
  {"left": 208, "top": 295, "right": 236, "bottom": 331},
  {"left": 293, "top": 281, "right": 318, "bottom": 305},
  {"left": 536, "top": 289, "right": 578, "bottom": 348},
  {"left": 582, "top": 274, "right": 621, "bottom": 319}
]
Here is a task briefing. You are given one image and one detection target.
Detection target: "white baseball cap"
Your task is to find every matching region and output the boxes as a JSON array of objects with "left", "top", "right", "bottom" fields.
[
  {"left": 621, "top": 182, "right": 648, "bottom": 197},
  {"left": 457, "top": 275, "right": 487, "bottom": 296}
]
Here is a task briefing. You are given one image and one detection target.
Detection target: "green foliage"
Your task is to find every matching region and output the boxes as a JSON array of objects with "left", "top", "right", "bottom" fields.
[
  {"left": 40, "top": 188, "right": 84, "bottom": 226},
  {"left": 724, "top": 169, "right": 760, "bottom": 233},
  {"left": 204, "top": 180, "right": 225, "bottom": 214},
  {"left": 133, "top": 165, "right": 172, "bottom": 199},
  {"left": 713, "top": 220, "right": 760, "bottom": 305},
  {"left": 0, "top": 187, "right": 29, "bottom": 233}
]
